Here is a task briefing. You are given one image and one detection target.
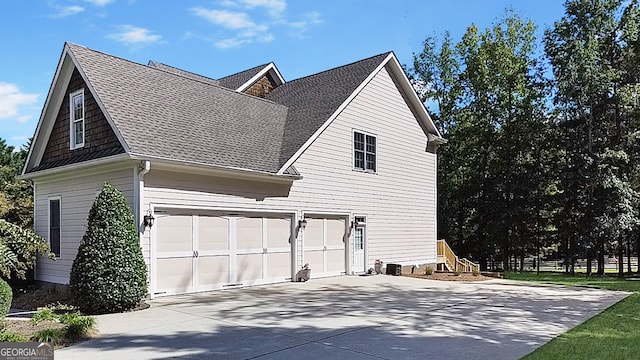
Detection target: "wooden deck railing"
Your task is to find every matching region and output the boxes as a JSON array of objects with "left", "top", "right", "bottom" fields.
[{"left": 436, "top": 239, "right": 479, "bottom": 273}]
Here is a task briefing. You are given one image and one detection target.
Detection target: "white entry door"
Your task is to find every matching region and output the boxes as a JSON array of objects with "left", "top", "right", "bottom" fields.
[{"left": 352, "top": 226, "right": 365, "bottom": 273}]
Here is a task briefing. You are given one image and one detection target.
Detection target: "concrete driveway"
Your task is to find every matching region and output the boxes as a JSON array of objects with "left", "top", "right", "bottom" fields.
[{"left": 57, "top": 275, "right": 627, "bottom": 360}]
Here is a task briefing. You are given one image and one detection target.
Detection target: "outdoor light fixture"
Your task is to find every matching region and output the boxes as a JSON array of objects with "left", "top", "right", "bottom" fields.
[
  {"left": 143, "top": 211, "right": 155, "bottom": 229},
  {"left": 298, "top": 218, "right": 307, "bottom": 229}
]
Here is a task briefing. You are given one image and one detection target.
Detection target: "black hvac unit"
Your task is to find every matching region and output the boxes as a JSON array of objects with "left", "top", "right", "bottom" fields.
[{"left": 386, "top": 263, "right": 402, "bottom": 276}]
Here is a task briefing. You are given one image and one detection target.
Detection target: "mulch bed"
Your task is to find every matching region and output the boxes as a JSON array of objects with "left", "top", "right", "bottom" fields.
[
  {"left": 404, "top": 272, "right": 492, "bottom": 281},
  {"left": 12, "top": 286, "right": 72, "bottom": 311}
]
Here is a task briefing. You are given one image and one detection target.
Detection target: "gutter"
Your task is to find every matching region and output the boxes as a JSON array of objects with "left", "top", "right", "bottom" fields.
[
  {"left": 19, "top": 153, "right": 131, "bottom": 180},
  {"left": 128, "top": 153, "right": 303, "bottom": 182}
]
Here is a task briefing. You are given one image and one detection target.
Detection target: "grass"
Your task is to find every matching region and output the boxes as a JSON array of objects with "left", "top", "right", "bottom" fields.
[{"left": 504, "top": 271, "right": 640, "bottom": 359}]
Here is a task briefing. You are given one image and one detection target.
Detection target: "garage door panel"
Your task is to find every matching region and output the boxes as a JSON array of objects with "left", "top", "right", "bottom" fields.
[
  {"left": 236, "top": 253, "right": 263, "bottom": 282},
  {"left": 266, "top": 252, "right": 290, "bottom": 279},
  {"left": 156, "top": 257, "right": 193, "bottom": 293},
  {"left": 326, "top": 249, "right": 345, "bottom": 273},
  {"left": 237, "top": 218, "right": 263, "bottom": 250},
  {"left": 155, "top": 212, "right": 293, "bottom": 296},
  {"left": 157, "top": 215, "right": 193, "bottom": 253},
  {"left": 197, "top": 255, "right": 229, "bottom": 288},
  {"left": 326, "top": 219, "right": 345, "bottom": 246},
  {"left": 305, "top": 250, "right": 324, "bottom": 275},
  {"left": 305, "top": 219, "right": 324, "bottom": 247},
  {"left": 267, "top": 218, "right": 291, "bottom": 247},
  {"left": 198, "top": 216, "right": 229, "bottom": 251}
]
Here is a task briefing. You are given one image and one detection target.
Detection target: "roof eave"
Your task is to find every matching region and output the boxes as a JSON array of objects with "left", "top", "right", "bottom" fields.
[
  {"left": 19, "top": 153, "right": 132, "bottom": 180},
  {"left": 129, "top": 153, "right": 302, "bottom": 183}
]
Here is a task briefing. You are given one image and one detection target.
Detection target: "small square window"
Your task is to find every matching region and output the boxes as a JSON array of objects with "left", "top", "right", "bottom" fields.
[{"left": 353, "top": 131, "right": 377, "bottom": 172}]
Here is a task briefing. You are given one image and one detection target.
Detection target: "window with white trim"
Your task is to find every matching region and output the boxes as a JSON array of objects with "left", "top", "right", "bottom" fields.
[
  {"left": 69, "top": 89, "right": 85, "bottom": 149},
  {"left": 354, "top": 131, "right": 376, "bottom": 172},
  {"left": 49, "top": 198, "right": 61, "bottom": 258}
]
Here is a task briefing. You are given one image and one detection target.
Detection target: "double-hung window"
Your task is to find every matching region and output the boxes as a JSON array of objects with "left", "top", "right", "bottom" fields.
[
  {"left": 354, "top": 131, "right": 377, "bottom": 172},
  {"left": 49, "top": 198, "right": 61, "bottom": 258},
  {"left": 69, "top": 89, "right": 85, "bottom": 149}
]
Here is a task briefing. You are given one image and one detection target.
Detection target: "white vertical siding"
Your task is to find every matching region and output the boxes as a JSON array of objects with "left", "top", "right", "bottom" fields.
[
  {"left": 34, "top": 168, "right": 135, "bottom": 283},
  {"left": 143, "top": 65, "right": 437, "bottom": 271}
]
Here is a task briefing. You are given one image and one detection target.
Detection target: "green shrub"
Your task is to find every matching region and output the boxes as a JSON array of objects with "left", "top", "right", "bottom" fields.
[
  {"left": 425, "top": 266, "right": 434, "bottom": 275},
  {"left": 32, "top": 328, "right": 64, "bottom": 344},
  {"left": 31, "top": 308, "right": 57, "bottom": 325},
  {"left": 453, "top": 268, "right": 462, "bottom": 276},
  {"left": 0, "top": 279, "right": 12, "bottom": 318},
  {"left": 0, "top": 329, "right": 27, "bottom": 342},
  {"left": 69, "top": 183, "right": 147, "bottom": 314},
  {"left": 60, "top": 312, "right": 95, "bottom": 338},
  {"left": 472, "top": 268, "right": 481, "bottom": 277},
  {"left": 0, "top": 220, "right": 53, "bottom": 280}
]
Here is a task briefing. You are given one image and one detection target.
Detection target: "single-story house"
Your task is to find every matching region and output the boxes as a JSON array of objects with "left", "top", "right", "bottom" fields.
[{"left": 21, "top": 43, "right": 445, "bottom": 297}]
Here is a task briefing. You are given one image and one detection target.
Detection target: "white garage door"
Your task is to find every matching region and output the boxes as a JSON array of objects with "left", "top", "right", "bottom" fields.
[
  {"left": 303, "top": 216, "right": 347, "bottom": 278},
  {"left": 154, "top": 212, "right": 292, "bottom": 296}
]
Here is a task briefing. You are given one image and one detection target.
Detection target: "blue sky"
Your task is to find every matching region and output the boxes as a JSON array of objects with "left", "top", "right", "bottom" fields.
[{"left": 0, "top": 0, "right": 566, "bottom": 149}]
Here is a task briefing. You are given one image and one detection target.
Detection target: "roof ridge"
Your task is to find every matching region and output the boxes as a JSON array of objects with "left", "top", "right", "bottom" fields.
[
  {"left": 218, "top": 62, "right": 271, "bottom": 81},
  {"left": 67, "top": 43, "right": 283, "bottom": 107},
  {"left": 148, "top": 61, "right": 219, "bottom": 83},
  {"left": 285, "top": 51, "right": 392, "bottom": 84}
]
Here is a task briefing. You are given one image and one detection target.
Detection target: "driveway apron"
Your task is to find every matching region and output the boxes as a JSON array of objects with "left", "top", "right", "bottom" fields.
[{"left": 56, "top": 275, "right": 628, "bottom": 360}]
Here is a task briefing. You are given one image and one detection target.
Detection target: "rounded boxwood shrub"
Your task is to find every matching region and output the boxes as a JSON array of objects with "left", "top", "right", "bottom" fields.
[
  {"left": 69, "top": 183, "right": 147, "bottom": 314},
  {"left": 0, "top": 279, "right": 12, "bottom": 318}
]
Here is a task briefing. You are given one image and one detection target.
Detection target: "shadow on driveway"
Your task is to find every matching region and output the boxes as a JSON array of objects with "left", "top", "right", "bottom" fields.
[{"left": 56, "top": 276, "right": 628, "bottom": 360}]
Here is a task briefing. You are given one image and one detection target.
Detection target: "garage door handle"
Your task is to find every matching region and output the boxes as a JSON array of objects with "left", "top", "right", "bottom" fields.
[
  {"left": 196, "top": 250, "right": 199, "bottom": 258},
  {"left": 193, "top": 250, "right": 199, "bottom": 258}
]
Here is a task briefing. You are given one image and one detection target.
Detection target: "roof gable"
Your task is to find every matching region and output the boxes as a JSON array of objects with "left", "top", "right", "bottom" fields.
[
  {"left": 67, "top": 44, "right": 289, "bottom": 173},
  {"left": 218, "top": 63, "right": 284, "bottom": 92},
  {"left": 266, "top": 52, "right": 444, "bottom": 174}
]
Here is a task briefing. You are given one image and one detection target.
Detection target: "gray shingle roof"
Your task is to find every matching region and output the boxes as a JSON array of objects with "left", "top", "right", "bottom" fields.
[
  {"left": 217, "top": 63, "right": 270, "bottom": 90},
  {"left": 65, "top": 43, "right": 390, "bottom": 174},
  {"left": 68, "top": 43, "right": 288, "bottom": 173},
  {"left": 147, "top": 61, "right": 219, "bottom": 86},
  {"left": 266, "top": 52, "right": 390, "bottom": 166}
]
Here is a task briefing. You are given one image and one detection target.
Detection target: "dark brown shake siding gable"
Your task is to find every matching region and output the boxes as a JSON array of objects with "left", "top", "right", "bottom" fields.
[
  {"left": 34, "top": 68, "right": 125, "bottom": 172},
  {"left": 244, "top": 74, "right": 278, "bottom": 98}
]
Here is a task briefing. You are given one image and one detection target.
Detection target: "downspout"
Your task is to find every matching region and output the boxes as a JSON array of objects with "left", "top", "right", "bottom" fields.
[
  {"left": 137, "top": 161, "right": 151, "bottom": 233},
  {"left": 136, "top": 161, "right": 151, "bottom": 297}
]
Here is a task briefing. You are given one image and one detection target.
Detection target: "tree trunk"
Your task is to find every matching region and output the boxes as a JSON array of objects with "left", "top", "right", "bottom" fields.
[
  {"left": 627, "top": 238, "right": 631, "bottom": 274},
  {"left": 597, "top": 241, "right": 605, "bottom": 275},
  {"left": 618, "top": 240, "right": 624, "bottom": 277},
  {"left": 586, "top": 254, "right": 592, "bottom": 276}
]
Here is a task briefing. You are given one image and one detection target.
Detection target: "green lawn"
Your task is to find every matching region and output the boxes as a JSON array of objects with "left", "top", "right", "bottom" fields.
[{"left": 503, "top": 272, "right": 640, "bottom": 359}]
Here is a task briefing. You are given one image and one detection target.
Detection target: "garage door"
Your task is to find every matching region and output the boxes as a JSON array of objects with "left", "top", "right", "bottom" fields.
[
  {"left": 303, "top": 216, "right": 347, "bottom": 278},
  {"left": 154, "top": 212, "right": 293, "bottom": 296}
]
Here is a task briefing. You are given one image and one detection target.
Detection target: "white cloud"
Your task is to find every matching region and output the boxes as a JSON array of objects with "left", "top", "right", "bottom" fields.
[
  {"left": 190, "top": 1, "right": 321, "bottom": 49},
  {"left": 84, "top": 0, "right": 114, "bottom": 6},
  {"left": 215, "top": 38, "right": 252, "bottom": 49},
  {"left": 0, "top": 83, "right": 39, "bottom": 120},
  {"left": 286, "top": 11, "right": 322, "bottom": 35},
  {"left": 241, "top": 0, "right": 286, "bottom": 18},
  {"left": 10, "top": 135, "right": 29, "bottom": 142},
  {"left": 16, "top": 115, "right": 31, "bottom": 123},
  {"left": 50, "top": 5, "right": 84, "bottom": 18},
  {"left": 191, "top": 8, "right": 256, "bottom": 29},
  {"left": 107, "top": 25, "right": 162, "bottom": 45}
]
